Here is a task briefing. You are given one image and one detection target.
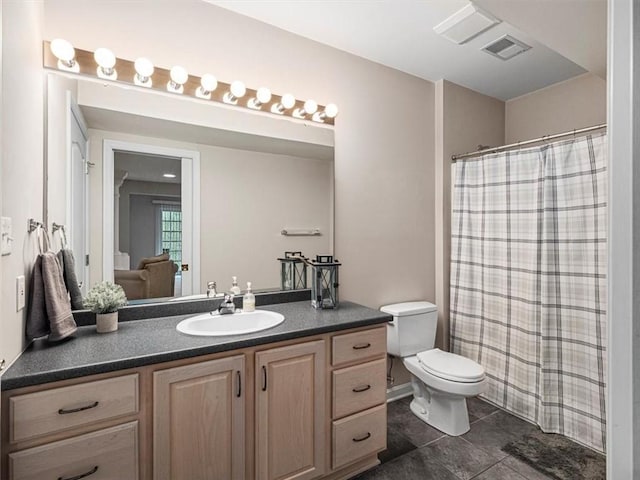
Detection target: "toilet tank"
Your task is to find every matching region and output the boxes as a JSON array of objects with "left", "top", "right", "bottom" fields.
[{"left": 381, "top": 301, "right": 438, "bottom": 357}]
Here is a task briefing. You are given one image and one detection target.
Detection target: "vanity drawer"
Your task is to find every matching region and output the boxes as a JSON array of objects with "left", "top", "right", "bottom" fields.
[
  {"left": 333, "top": 358, "right": 387, "bottom": 419},
  {"left": 9, "top": 421, "right": 138, "bottom": 480},
  {"left": 332, "top": 404, "right": 386, "bottom": 470},
  {"left": 332, "top": 327, "right": 386, "bottom": 367},
  {"left": 9, "top": 374, "right": 139, "bottom": 443}
]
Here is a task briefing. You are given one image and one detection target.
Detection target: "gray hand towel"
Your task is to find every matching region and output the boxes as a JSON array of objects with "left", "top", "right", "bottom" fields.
[
  {"left": 42, "top": 252, "right": 77, "bottom": 341},
  {"left": 26, "top": 255, "right": 49, "bottom": 340},
  {"left": 57, "top": 249, "right": 84, "bottom": 310}
]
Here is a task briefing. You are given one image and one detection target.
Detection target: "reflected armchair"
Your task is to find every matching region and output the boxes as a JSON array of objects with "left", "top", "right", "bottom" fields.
[{"left": 114, "top": 253, "right": 178, "bottom": 300}]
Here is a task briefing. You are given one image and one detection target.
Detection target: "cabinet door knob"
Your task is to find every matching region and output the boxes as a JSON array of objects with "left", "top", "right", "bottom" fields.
[
  {"left": 352, "top": 342, "right": 371, "bottom": 350},
  {"left": 261, "top": 365, "right": 267, "bottom": 391},
  {"left": 58, "top": 465, "right": 99, "bottom": 480},
  {"left": 352, "top": 384, "right": 371, "bottom": 393},
  {"left": 352, "top": 432, "right": 371, "bottom": 443},
  {"left": 58, "top": 401, "right": 99, "bottom": 415}
]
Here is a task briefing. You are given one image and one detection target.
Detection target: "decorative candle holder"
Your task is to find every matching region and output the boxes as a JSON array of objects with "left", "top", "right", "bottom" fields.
[
  {"left": 310, "top": 255, "right": 341, "bottom": 309},
  {"left": 278, "top": 251, "right": 308, "bottom": 290}
]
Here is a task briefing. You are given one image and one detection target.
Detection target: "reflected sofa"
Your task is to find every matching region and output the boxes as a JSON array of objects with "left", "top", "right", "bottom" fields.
[{"left": 114, "top": 253, "right": 178, "bottom": 300}]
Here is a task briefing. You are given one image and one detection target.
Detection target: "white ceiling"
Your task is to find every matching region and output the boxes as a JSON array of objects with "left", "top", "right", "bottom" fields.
[
  {"left": 114, "top": 151, "right": 182, "bottom": 184},
  {"left": 207, "top": 0, "right": 605, "bottom": 101}
]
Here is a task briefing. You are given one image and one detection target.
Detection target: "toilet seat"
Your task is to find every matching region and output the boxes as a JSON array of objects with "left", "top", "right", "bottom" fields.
[{"left": 417, "top": 349, "right": 485, "bottom": 383}]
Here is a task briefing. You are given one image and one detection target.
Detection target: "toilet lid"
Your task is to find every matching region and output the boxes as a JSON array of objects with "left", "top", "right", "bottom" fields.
[{"left": 417, "top": 349, "right": 485, "bottom": 383}]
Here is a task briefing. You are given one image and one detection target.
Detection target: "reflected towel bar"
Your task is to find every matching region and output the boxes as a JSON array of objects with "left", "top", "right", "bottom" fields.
[{"left": 281, "top": 229, "right": 321, "bottom": 237}]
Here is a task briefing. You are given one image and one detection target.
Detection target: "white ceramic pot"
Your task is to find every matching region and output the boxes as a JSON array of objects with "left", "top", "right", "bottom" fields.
[{"left": 96, "top": 311, "right": 118, "bottom": 333}]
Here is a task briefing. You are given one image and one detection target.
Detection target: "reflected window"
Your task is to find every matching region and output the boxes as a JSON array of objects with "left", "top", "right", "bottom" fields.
[{"left": 156, "top": 203, "right": 182, "bottom": 271}]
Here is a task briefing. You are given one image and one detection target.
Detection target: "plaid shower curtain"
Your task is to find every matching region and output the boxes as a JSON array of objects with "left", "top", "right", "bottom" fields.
[{"left": 450, "top": 133, "right": 607, "bottom": 452}]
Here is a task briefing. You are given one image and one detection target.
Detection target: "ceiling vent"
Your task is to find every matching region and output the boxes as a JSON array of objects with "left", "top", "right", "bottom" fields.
[
  {"left": 482, "top": 35, "right": 531, "bottom": 60},
  {"left": 434, "top": 4, "right": 500, "bottom": 45}
]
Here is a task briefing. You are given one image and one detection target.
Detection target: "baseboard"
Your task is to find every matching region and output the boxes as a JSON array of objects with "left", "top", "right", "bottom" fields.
[{"left": 386, "top": 382, "right": 412, "bottom": 402}]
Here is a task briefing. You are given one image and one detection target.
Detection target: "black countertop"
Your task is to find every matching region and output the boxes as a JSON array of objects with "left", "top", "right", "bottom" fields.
[{"left": 1, "top": 301, "right": 391, "bottom": 390}]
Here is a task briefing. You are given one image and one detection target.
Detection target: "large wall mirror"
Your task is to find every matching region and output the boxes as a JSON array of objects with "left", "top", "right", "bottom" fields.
[{"left": 46, "top": 72, "right": 335, "bottom": 308}]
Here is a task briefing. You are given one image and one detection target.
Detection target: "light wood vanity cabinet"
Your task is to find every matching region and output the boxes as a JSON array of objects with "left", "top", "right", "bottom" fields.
[
  {"left": 153, "top": 355, "right": 245, "bottom": 480},
  {"left": 1, "top": 324, "right": 386, "bottom": 480},
  {"left": 255, "top": 340, "right": 326, "bottom": 480}
]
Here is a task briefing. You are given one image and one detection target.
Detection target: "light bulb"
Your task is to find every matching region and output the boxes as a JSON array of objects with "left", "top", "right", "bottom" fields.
[
  {"left": 293, "top": 98, "right": 318, "bottom": 118},
  {"left": 94, "top": 47, "right": 117, "bottom": 80},
  {"left": 134, "top": 57, "right": 154, "bottom": 87},
  {"left": 196, "top": 74, "right": 218, "bottom": 99},
  {"left": 167, "top": 66, "right": 188, "bottom": 94},
  {"left": 271, "top": 93, "right": 296, "bottom": 115},
  {"left": 325, "top": 103, "right": 339, "bottom": 118},
  {"left": 50, "top": 39, "right": 78, "bottom": 72},
  {"left": 248, "top": 87, "right": 272, "bottom": 109},
  {"left": 312, "top": 103, "right": 339, "bottom": 123},
  {"left": 224, "top": 80, "right": 247, "bottom": 104}
]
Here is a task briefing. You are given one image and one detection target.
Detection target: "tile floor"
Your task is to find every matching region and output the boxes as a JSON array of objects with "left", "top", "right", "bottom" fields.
[{"left": 354, "top": 396, "right": 592, "bottom": 480}]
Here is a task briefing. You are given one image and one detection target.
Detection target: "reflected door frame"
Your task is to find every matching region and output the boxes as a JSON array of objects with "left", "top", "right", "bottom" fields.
[{"left": 102, "top": 140, "right": 200, "bottom": 296}]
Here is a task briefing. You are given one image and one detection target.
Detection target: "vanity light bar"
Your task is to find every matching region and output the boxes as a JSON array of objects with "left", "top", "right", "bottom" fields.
[{"left": 43, "top": 40, "right": 337, "bottom": 126}]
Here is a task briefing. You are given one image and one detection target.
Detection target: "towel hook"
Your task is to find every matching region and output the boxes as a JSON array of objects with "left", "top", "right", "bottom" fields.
[{"left": 52, "top": 223, "right": 68, "bottom": 249}]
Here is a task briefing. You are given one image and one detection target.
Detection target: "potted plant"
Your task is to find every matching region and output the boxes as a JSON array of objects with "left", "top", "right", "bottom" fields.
[{"left": 84, "top": 281, "right": 128, "bottom": 333}]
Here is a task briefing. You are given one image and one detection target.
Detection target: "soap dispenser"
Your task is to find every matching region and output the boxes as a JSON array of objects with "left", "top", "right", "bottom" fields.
[
  {"left": 243, "top": 282, "right": 255, "bottom": 312},
  {"left": 230, "top": 276, "right": 241, "bottom": 295}
]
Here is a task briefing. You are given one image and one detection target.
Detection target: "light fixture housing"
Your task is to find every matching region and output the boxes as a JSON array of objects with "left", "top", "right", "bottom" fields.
[
  {"left": 134, "top": 57, "right": 154, "bottom": 87},
  {"left": 196, "top": 74, "right": 218, "bottom": 100},
  {"left": 223, "top": 80, "right": 247, "bottom": 105},
  {"left": 271, "top": 93, "right": 296, "bottom": 114},
  {"left": 312, "top": 103, "right": 339, "bottom": 123},
  {"left": 50, "top": 39, "right": 79, "bottom": 72},
  {"left": 163, "top": 173, "right": 177, "bottom": 178},
  {"left": 248, "top": 87, "right": 272, "bottom": 109},
  {"left": 167, "top": 66, "right": 188, "bottom": 94},
  {"left": 94, "top": 47, "right": 117, "bottom": 80},
  {"left": 293, "top": 99, "right": 318, "bottom": 119}
]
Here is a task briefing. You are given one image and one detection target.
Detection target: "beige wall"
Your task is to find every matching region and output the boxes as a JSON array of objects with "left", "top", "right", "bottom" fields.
[
  {"left": 43, "top": 0, "right": 436, "bottom": 309},
  {"left": 505, "top": 73, "right": 606, "bottom": 143},
  {"left": 1, "top": 1, "right": 44, "bottom": 370},
  {"left": 88, "top": 129, "right": 333, "bottom": 292}
]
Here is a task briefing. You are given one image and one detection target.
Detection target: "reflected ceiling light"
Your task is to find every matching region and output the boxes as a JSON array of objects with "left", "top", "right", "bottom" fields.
[
  {"left": 163, "top": 173, "right": 177, "bottom": 178},
  {"left": 94, "top": 47, "right": 117, "bottom": 80},
  {"left": 248, "top": 87, "right": 272, "bottom": 110},
  {"left": 50, "top": 38, "right": 79, "bottom": 72},
  {"left": 293, "top": 99, "right": 318, "bottom": 119},
  {"left": 134, "top": 57, "right": 154, "bottom": 87},
  {"left": 271, "top": 93, "right": 296, "bottom": 114},
  {"left": 196, "top": 74, "right": 218, "bottom": 100},
  {"left": 312, "top": 103, "right": 339, "bottom": 123},
  {"left": 167, "top": 66, "right": 188, "bottom": 94},
  {"left": 223, "top": 80, "right": 246, "bottom": 105}
]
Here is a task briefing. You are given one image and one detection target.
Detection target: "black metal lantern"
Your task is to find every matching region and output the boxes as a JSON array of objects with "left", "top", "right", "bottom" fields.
[
  {"left": 277, "top": 251, "right": 308, "bottom": 290},
  {"left": 310, "top": 255, "right": 341, "bottom": 309}
]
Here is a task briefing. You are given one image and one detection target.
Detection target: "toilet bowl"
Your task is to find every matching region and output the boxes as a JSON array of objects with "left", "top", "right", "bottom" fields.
[{"left": 382, "top": 301, "right": 486, "bottom": 436}]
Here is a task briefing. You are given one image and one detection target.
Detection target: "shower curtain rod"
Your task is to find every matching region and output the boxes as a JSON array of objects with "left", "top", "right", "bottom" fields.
[{"left": 451, "top": 123, "right": 607, "bottom": 162}]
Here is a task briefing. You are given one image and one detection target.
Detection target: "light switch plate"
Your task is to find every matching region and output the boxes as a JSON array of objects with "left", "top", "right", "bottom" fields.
[
  {"left": 1, "top": 216, "right": 12, "bottom": 256},
  {"left": 17, "top": 275, "right": 25, "bottom": 311}
]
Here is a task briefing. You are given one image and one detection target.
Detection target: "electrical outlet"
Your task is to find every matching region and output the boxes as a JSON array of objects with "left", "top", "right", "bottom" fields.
[
  {"left": 1, "top": 216, "right": 13, "bottom": 256},
  {"left": 16, "top": 275, "right": 25, "bottom": 311}
]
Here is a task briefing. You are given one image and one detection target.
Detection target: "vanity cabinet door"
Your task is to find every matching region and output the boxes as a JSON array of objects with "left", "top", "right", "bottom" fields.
[
  {"left": 255, "top": 340, "right": 326, "bottom": 480},
  {"left": 153, "top": 355, "right": 245, "bottom": 480}
]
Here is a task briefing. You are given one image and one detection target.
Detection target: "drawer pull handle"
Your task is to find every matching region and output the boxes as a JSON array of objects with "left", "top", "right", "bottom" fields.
[
  {"left": 352, "top": 343, "right": 371, "bottom": 350},
  {"left": 236, "top": 370, "right": 242, "bottom": 398},
  {"left": 58, "top": 465, "right": 98, "bottom": 480},
  {"left": 352, "top": 384, "right": 371, "bottom": 393},
  {"left": 58, "top": 401, "right": 99, "bottom": 415},
  {"left": 262, "top": 365, "right": 267, "bottom": 391},
  {"left": 352, "top": 432, "right": 371, "bottom": 443}
]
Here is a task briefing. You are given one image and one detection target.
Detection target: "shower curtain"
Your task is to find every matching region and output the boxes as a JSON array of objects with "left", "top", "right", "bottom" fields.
[{"left": 450, "top": 132, "right": 607, "bottom": 452}]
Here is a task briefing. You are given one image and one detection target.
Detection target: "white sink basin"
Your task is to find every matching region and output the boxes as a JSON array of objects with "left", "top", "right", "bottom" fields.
[{"left": 176, "top": 310, "right": 285, "bottom": 336}]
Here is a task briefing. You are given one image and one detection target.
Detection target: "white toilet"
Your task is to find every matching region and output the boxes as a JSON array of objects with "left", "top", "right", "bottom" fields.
[{"left": 382, "top": 301, "right": 487, "bottom": 436}]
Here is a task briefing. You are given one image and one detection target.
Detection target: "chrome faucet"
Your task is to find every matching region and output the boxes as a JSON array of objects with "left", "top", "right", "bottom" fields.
[
  {"left": 218, "top": 294, "right": 236, "bottom": 315},
  {"left": 207, "top": 281, "right": 218, "bottom": 298}
]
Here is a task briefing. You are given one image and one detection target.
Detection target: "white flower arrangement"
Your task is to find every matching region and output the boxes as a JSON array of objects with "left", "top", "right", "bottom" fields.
[{"left": 84, "top": 281, "right": 128, "bottom": 314}]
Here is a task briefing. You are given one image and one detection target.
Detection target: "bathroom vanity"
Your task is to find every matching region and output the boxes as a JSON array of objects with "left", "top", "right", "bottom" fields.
[{"left": 0, "top": 301, "right": 390, "bottom": 480}]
